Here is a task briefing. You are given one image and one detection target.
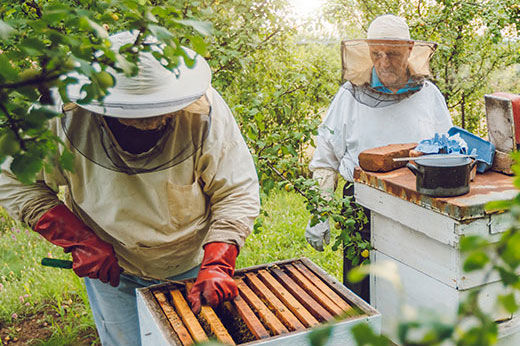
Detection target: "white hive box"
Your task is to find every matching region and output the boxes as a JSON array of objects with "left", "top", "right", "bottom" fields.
[
  {"left": 354, "top": 167, "right": 518, "bottom": 345},
  {"left": 137, "top": 257, "right": 381, "bottom": 345}
]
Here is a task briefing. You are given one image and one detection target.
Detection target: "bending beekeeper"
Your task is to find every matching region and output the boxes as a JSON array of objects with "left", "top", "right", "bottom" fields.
[
  {"left": 0, "top": 31, "right": 260, "bottom": 345},
  {"left": 305, "top": 14, "right": 453, "bottom": 301}
]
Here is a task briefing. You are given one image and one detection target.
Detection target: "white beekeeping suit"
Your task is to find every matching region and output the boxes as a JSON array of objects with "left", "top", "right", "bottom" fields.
[
  {"left": 305, "top": 15, "right": 453, "bottom": 252},
  {"left": 0, "top": 31, "right": 260, "bottom": 345}
]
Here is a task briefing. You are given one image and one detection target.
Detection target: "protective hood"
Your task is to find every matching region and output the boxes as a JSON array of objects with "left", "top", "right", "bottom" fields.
[
  {"left": 60, "top": 95, "right": 211, "bottom": 175},
  {"left": 341, "top": 39, "right": 437, "bottom": 86}
]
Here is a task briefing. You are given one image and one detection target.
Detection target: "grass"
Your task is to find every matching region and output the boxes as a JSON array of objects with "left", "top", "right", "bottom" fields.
[
  {"left": 0, "top": 208, "right": 97, "bottom": 345},
  {"left": 0, "top": 188, "right": 344, "bottom": 344},
  {"left": 238, "top": 189, "right": 343, "bottom": 279}
]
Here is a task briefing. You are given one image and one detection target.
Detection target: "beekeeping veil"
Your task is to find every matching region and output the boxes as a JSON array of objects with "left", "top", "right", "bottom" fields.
[
  {"left": 341, "top": 14, "right": 437, "bottom": 108},
  {"left": 63, "top": 31, "right": 212, "bottom": 174}
]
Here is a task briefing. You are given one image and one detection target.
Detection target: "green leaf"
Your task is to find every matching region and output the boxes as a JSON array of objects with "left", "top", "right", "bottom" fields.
[
  {"left": 59, "top": 149, "right": 75, "bottom": 173},
  {"left": 26, "top": 107, "right": 60, "bottom": 129},
  {"left": 19, "top": 38, "right": 46, "bottom": 56},
  {"left": 148, "top": 25, "right": 174, "bottom": 42},
  {"left": 79, "top": 17, "right": 108, "bottom": 38},
  {"left": 501, "top": 232, "right": 520, "bottom": 269},
  {"left": 352, "top": 323, "right": 392, "bottom": 345},
  {"left": 308, "top": 325, "right": 333, "bottom": 346},
  {"left": 189, "top": 35, "right": 207, "bottom": 56},
  {"left": 42, "top": 5, "right": 72, "bottom": 24},
  {"left": 497, "top": 267, "right": 519, "bottom": 286},
  {"left": 11, "top": 153, "right": 44, "bottom": 184},
  {"left": 16, "top": 86, "right": 40, "bottom": 101},
  {"left": 347, "top": 266, "right": 367, "bottom": 283},
  {"left": 0, "top": 20, "right": 14, "bottom": 40},
  {"left": 0, "top": 130, "right": 20, "bottom": 157},
  {"left": 344, "top": 219, "right": 355, "bottom": 227},
  {"left": 0, "top": 54, "right": 18, "bottom": 81},
  {"left": 115, "top": 53, "right": 136, "bottom": 75},
  {"left": 463, "top": 251, "right": 489, "bottom": 272},
  {"left": 498, "top": 293, "right": 518, "bottom": 314},
  {"left": 486, "top": 199, "right": 512, "bottom": 212},
  {"left": 175, "top": 19, "right": 212, "bottom": 36},
  {"left": 460, "top": 235, "right": 489, "bottom": 252}
]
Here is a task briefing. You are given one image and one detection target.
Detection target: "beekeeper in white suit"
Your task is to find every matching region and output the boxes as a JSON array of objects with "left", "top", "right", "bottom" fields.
[
  {"left": 0, "top": 31, "right": 260, "bottom": 345},
  {"left": 305, "top": 15, "right": 453, "bottom": 300}
]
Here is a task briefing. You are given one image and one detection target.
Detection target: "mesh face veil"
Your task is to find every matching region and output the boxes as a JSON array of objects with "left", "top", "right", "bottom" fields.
[
  {"left": 61, "top": 102, "right": 211, "bottom": 174},
  {"left": 340, "top": 39, "right": 437, "bottom": 108}
]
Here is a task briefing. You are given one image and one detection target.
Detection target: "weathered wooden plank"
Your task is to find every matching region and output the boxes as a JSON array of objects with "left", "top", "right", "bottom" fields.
[
  {"left": 184, "top": 282, "right": 235, "bottom": 345},
  {"left": 153, "top": 290, "right": 194, "bottom": 346},
  {"left": 257, "top": 269, "right": 320, "bottom": 328},
  {"left": 284, "top": 264, "right": 344, "bottom": 317},
  {"left": 484, "top": 93, "right": 516, "bottom": 152},
  {"left": 270, "top": 267, "right": 334, "bottom": 322},
  {"left": 292, "top": 262, "right": 354, "bottom": 315},
  {"left": 232, "top": 293, "right": 270, "bottom": 339},
  {"left": 170, "top": 289, "right": 208, "bottom": 343},
  {"left": 235, "top": 278, "right": 288, "bottom": 336},
  {"left": 245, "top": 272, "right": 305, "bottom": 331}
]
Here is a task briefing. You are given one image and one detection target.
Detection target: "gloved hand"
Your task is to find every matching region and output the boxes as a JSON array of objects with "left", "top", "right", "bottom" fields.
[
  {"left": 187, "top": 242, "right": 238, "bottom": 314},
  {"left": 34, "top": 204, "right": 121, "bottom": 287},
  {"left": 305, "top": 220, "right": 330, "bottom": 252}
]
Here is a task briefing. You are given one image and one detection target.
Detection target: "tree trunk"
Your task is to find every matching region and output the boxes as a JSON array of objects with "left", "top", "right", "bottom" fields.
[{"left": 461, "top": 93, "right": 466, "bottom": 129}]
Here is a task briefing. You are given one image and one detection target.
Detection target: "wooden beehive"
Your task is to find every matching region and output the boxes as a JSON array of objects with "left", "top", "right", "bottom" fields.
[{"left": 137, "top": 258, "right": 380, "bottom": 345}]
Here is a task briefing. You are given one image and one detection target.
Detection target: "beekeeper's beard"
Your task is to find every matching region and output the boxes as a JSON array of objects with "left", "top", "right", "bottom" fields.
[
  {"left": 376, "top": 67, "right": 409, "bottom": 88},
  {"left": 117, "top": 113, "right": 175, "bottom": 131}
]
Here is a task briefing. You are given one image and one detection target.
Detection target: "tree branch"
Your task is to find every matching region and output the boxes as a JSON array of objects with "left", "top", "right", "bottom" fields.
[{"left": 0, "top": 71, "right": 61, "bottom": 90}]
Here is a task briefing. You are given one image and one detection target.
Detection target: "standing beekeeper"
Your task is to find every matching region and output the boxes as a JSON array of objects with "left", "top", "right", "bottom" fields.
[
  {"left": 0, "top": 31, "right": 260, "bottom": 345},
  {"left": 305, "top": 14, "right": 453, "bottom": 301}
]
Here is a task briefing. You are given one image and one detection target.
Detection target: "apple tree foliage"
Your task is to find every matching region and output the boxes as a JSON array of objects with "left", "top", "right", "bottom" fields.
[{"left": 0, "top": 0, "right": 210, "bottom": 184}]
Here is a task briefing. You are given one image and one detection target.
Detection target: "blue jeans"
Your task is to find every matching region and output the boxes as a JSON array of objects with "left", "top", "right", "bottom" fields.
[{"left": 84, "top": 266, "right": 200, "bottom": 346}]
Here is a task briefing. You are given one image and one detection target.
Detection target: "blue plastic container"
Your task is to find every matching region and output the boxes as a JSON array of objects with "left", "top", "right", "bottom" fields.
[{"left": 447, "top": 126, "right": 495, "bottom": 173}]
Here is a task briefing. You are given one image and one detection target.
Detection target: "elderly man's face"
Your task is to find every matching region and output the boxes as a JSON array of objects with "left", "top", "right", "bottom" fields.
[{"left": 368, "top": 40, "right": 413, "bottom": 90}]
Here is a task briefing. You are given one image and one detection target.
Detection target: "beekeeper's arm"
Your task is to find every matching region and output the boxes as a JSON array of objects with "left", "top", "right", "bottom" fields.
[
  {"left": 0, "top": 116, "right": 121, "bottom": 287},
  {"left": 188, "top": 89, "right": 260, "bottom": 313},
  {"left": 197, "top": 90, "right": 260, "bottom": 249},
  {"left": 431, "top": 82, "right": 454, "bottom": 132},
  {"left": 0, "top": 163, "right": 62, "bottom": 228},
  {"left": 305, "top": 88, "right": 351, "bottom": 251}
]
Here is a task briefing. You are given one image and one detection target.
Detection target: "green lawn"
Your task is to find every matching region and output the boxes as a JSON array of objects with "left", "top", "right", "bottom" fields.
[
  {"left": 0, "top": 189, "right": 343, "bottom": 344},
  {"left": 238, "top": 188, "right": 343, "bottom": 278}
]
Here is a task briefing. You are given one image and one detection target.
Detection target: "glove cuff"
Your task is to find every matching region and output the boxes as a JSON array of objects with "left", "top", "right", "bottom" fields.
[
  {"left": 201, "top": 242, "right": 238, "bottom": 276},
  {"left": 312, "top": 168, "right": 337, "bottom": 200},
  {"left": 34, "top": 204, "right": 94, "bottom": 249}
]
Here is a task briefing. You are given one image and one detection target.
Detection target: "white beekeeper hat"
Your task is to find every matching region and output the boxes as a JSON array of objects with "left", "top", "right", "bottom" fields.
[
  {"left": 341, "top": 14, "right": 437, "bottom": 85},
  {"left": 367, "top": 14, "right": 411, "bottom": 41},
  {"left": 66, "top": 31, "right": 211, "bottom": 118}
]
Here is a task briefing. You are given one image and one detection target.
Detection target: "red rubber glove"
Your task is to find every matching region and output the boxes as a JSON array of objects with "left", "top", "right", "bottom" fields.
[
  {"left": 187, "top": 242, "right": 238, "bottom": 314},
  {"left": 34, "top": 204, "right": 121, "bottom": 287}
]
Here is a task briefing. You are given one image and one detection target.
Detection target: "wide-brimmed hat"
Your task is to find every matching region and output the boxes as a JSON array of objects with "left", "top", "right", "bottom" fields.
[
  {"left": 341, "top": 14, "right": 437, "bottom": 86},
  {"left": 66, "top": 31, "right": 211, "bottom": 118}
]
